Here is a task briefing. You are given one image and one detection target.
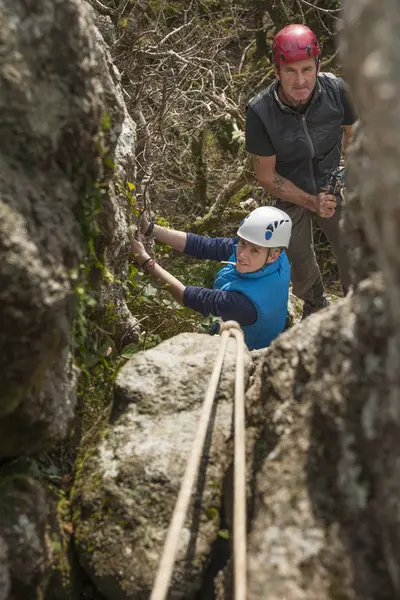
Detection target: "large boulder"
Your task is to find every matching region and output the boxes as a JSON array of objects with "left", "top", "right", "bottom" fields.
[
  {"left": 0, "top": 0, "right": 137, "bottom": 457},
  {"left": 72, "top": 332, "right": 251, "bottom": 600},
  {"left": 244, "top": 277, "right": 395, "bottom": 600},
  {"left": 216, "top": 277, "right": 396, "bottom": 600}
]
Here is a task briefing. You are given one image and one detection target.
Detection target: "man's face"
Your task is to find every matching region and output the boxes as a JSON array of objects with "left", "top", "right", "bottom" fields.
[{"left": 275, "top": 58, "right": 319, "bottom": 105}]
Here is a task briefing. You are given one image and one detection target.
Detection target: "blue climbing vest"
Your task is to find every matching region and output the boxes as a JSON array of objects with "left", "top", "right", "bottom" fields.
[{"left": 214, "top": 247, "right": 290, "bottom": 350}]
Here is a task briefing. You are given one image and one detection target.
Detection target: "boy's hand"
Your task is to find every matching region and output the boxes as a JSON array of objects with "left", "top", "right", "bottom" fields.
[{"left": 131, "top": 239, "right": 150, "bottom": 265}]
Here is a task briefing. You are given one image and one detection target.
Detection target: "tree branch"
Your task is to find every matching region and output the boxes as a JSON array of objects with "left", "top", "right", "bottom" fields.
[{"left": 190, "top": 156, "right": 253, "bottom": 233}]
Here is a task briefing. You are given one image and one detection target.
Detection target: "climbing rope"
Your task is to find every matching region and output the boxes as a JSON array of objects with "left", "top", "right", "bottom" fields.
[{"left": 150, "top": 321, "right": 247, "bottom": 600}]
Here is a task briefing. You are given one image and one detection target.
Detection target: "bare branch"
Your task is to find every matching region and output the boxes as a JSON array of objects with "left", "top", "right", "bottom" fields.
[
  {"left": 154, "top": 20, "right": 194, "bottom": 47},
  {"left": 190, "top": 156, "right": 254, "bottom": 233},
  {"left": 297, "top": 0, "right": 342, "bottom": 17},
  {"left": 90, "top": 0, "right": 116, "bottom": 17}
]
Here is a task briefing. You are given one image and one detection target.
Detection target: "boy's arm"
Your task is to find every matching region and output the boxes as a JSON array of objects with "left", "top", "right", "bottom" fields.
[
  {"left": 184, "top": 286, "right": 257, "bottom": 326},
  {"left": 150, "top": 224, "right": 187, "bottom": 253},
  {"left": 184, "top": 234, "right": 235, "bottom": 262},
  {"left": 132, "top": 239, "right": 185, "bottom": 303},
  {"left": 138, "top": 212, "right": 187, "bottom": 252},
  {"left": 138, "top": 211, "right": 234, "bottom": 260},
  {"left": 131, "top": 239, "right": 256, "bottom": 326}
]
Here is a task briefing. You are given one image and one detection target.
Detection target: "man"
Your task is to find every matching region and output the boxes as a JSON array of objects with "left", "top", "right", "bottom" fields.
[
  {"left": 131, "top": 206, "right": 292, "bottom": 350},
  {"left": 245, "top": 24, "right": 357, "bottom": 317}
]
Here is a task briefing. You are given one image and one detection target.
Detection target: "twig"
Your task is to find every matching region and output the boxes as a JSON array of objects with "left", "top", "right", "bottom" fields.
[
  {"left": 297, "top": 0, "right": 342, "bottom": 16},
  {"left": 154, "top": 20, "right": 194, "bottom": 47},
  {"left": 239, "top": 39, "right": 255, "bottom": 75},
  {"left": 91, "top": 0, "right": 116, "bottom": 17},
  {"left": 321, "top": 47, "right": 340, "bottom": 69}
]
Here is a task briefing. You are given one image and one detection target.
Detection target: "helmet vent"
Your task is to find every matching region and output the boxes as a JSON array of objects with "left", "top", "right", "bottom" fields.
[{"left": 265, "top": 223, "right": 274, "bottom": 241}]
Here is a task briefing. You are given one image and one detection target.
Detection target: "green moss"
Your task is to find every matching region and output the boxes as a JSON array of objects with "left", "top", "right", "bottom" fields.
[
  {"left": 229, "top": 185, "right": 254, "bottom": 206},
  {"left": 206, "top": 507, "right": 219, "bottom": 520}
]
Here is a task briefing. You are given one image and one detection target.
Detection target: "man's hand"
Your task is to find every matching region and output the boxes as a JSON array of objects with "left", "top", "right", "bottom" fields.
[
  {"left": 131, "top": 239, "right": 150, "bottom": 265},
  {"left": 315, "top": 192, "right": 336, "bottom": 218}
]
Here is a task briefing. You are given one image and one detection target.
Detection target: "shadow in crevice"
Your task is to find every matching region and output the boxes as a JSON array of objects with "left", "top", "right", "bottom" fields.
[
  {"left": 247, "top": 422, "right": 279, "bottom": 527},
  {"left": 186, "top": 395, "right": 232, "bottom": 600},
  {"left": 184, "top": 396, "right": 219, "bottom": 571},
  {"left": 194, "top": 504, "right": 230, "bottom": 600}
]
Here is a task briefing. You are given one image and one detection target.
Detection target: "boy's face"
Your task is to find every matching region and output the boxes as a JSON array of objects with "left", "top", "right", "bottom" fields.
[
  {"left": 236, "top": 238, "right": 279, "bottom": 273},
  {"left": 275, "top": 57, "right": 319, "bottom": 105}
]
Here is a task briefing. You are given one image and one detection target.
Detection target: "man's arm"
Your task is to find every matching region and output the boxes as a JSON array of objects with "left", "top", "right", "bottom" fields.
[
  {"left": 342, "top": 124, "right": 353, "bottom": 158},
  {"left": 254, "top": 154, "right": 316, "bottom": 210},
  {"left": 253, "top": 154, "right": 336, "bottom": 219}
]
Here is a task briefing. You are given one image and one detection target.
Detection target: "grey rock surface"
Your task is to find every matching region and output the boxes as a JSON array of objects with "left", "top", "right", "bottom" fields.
[
  {"left": 0, "top": 0, "right": 138, "bottom": 456},
  {"left": 244, "top": 277, "right": 395, "bottom": 600},
  {"left": 0, "top": 468, "right": 50, "bottom": 600},
  {"left": 0, "top": 0, "right": 102, "bottom": 456},
  {"left": 216, "top": 277, "right": 396, "bottom": 600},
  {"left": 0, "top": 537, "right": 11, "bottom": 600},
  {"left": 89, "top": 20, "right": 140, "bottom": 349},
  {"left": 72, "top": 332, "right": 251, "bottom": 600}
]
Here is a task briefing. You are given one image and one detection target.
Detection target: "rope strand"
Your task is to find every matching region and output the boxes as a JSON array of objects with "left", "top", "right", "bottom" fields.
[{"left": 149, "top": 322, "right": 247, "bottom": 600}]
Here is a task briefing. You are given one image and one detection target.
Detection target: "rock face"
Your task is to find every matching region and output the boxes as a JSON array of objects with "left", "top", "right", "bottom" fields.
[
  {"left": 342, "top": 124, "right": 378, "bottom": 286},
  {"left": 0, "top": 0, "right": 137, "bottom": 456},
  {"left": 88, "top": 15, "right": 140, "bottom": 350},
  {"left": 72, "top": 333, "right": 251, "bottom": 600},
  {"left": 0, "top": 0, "right": 138, "bottom": 598},
  {"left": 244, "top": 278, "right": 395, "bottom": 600},
  {"left": 0, "top": 465, "right": 50, "bottom": 600},
  {"left": 0, "top": 0, "right": 93, "bottom": 456}
]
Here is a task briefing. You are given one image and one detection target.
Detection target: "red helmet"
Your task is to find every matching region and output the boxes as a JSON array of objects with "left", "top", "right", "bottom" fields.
[{"left": 273, "top": 24, "right": 321, "bottom": 66}]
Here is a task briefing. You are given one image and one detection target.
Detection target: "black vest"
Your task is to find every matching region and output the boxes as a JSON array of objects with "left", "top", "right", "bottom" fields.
[{"left": 249, "top": 73, "right": 345, "bottom": 195}]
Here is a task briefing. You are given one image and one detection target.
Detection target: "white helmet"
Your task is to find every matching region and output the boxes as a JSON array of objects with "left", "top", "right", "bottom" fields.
[{"left": 237, "top": 206, "right": 292, "bottom": 248}]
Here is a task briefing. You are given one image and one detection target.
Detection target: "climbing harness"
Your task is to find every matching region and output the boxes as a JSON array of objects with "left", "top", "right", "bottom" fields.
[{"left": 150, "top": 321, "right": 247, "bottom": 600}]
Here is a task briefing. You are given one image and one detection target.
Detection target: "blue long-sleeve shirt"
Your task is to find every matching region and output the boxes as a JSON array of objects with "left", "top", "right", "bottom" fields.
[{"left": 182, "top": 233, "right": 257, "bottom": 326}]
